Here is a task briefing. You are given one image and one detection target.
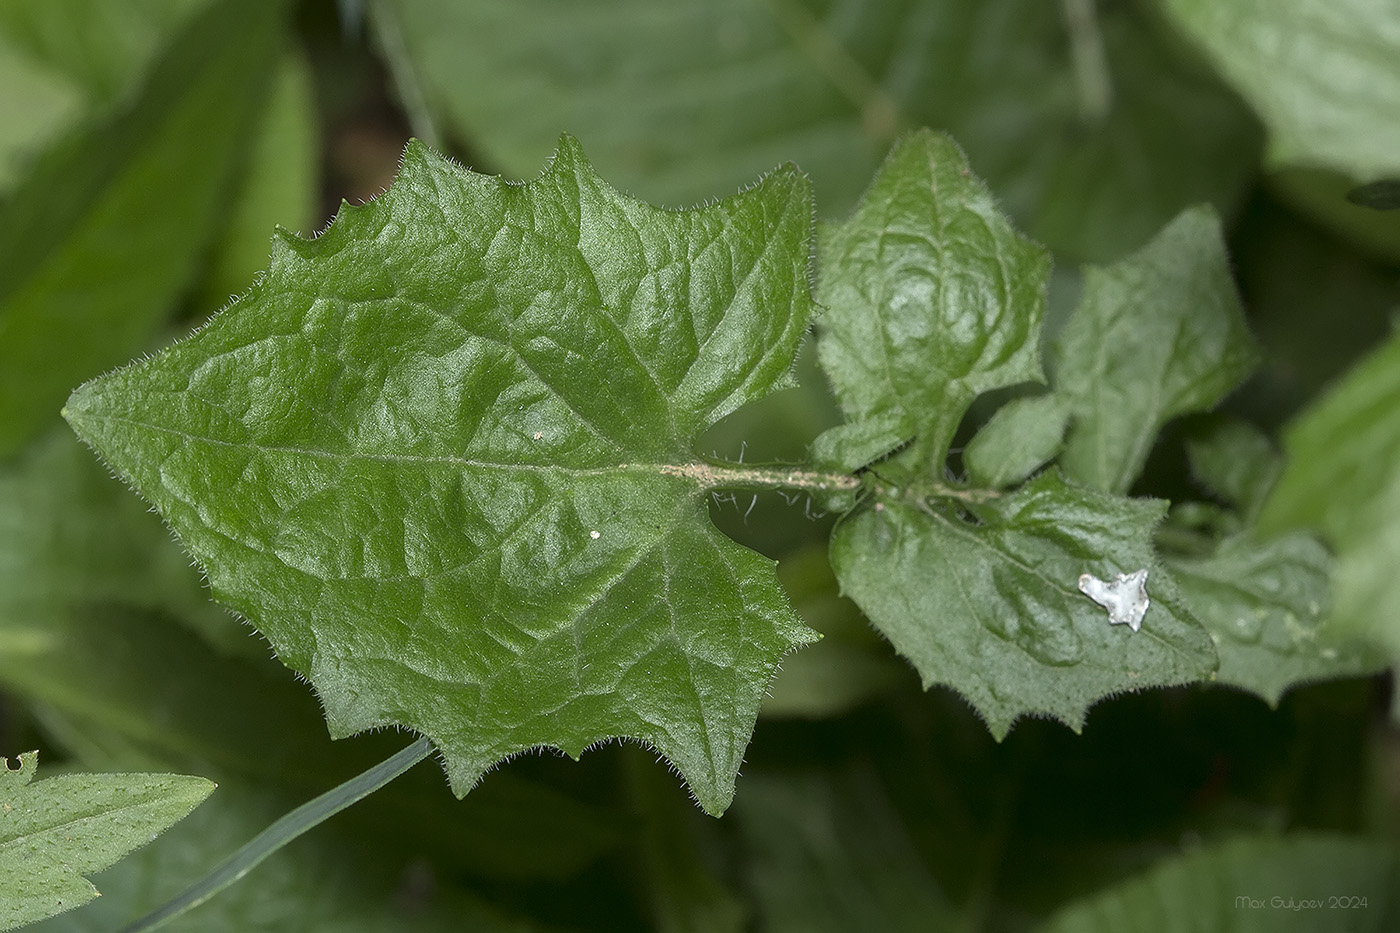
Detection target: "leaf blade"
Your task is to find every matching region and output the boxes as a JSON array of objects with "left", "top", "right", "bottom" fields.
[
  {"left": 830, "top": 472, "right": 1217, "bottom": 738},
  {"left": 815, "top": 129, "right": 1051, "bottom": 472},
  {"left": 64, "top": 137, "right": 819, "bottom": 815},
  {"left": 1053, "top": 206, "right": 1260, "bottom": 494},
  {"left": 0, "top": 752, "right": 214, "bottom": 931}
]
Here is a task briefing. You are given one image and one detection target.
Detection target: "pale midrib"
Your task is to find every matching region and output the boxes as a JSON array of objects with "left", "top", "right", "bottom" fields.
[{"left": 74, "top": 410, "right": 861, "bottom": 494}]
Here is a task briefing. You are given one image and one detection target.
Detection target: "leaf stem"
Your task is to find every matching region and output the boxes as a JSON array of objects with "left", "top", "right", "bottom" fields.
[
  {"left": 662, "top": 462, "right": 862, "bottom": 494},
  {"left": 120, "top": 737, "right": 434, "bottom": 932}
]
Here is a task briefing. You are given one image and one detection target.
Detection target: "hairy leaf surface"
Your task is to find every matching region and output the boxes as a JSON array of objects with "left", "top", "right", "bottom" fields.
[
  {"left": 0, "top": 752, "right": 214, "bottom": 931},
  {"left": 815, "top": 129, "right": 1050, "bottom": 473},
  {"left": 831, "top": 472, "right": 1216, "bottom": 738},
  {"left": 1052, "top": 206, "right": 1259, "bottom": 494},
  {"left": 63, "top": 137, "right": 818, "bottom": 815},
  {"left": 1168, "top": 533, "right": 1382, "bottom": 705}
]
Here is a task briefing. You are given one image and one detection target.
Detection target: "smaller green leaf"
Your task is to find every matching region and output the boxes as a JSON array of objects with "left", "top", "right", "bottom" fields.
[
  {"left": 1167, "top": 532, "right": 1383, "bottom": 706},
  {"left": 830, "top": 471, "right": 1216, "bottom": 739},
  {"left": 810, "top": 414, "right": 911, "bottom": 474},
  {"left": 1041, "top": 832, "right": 1400, "bottom": 933},
  {"left": 816, "top": 129, "right": 1051, "bottom": 473},
  {"left": 0, "top": 751, "right": 214, "bottom": 931},
  {"left": 963, "top": 393, "right": 1071, "bottom": 489},
  {"left": 1053, "top": 206, "right": 1260, "bottom": 494}
]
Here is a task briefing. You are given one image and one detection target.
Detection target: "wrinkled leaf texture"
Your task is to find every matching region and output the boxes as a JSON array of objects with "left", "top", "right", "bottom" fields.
[
  {"left": 64, "top": 136, "right": 818, "bottom": 816},
  {"left": 818, "top": 132, "right": 1216, "bottom": 737}
]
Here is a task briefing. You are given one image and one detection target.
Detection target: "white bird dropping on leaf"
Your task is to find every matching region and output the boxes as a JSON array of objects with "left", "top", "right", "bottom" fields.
[{"left": 1078, "top": 569, "right": 1150, "bottom": 632}]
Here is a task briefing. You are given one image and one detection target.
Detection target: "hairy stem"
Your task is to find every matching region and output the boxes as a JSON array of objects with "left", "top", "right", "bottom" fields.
[{"left": 663, "top": 461, "right": 862, "bottom": 493}]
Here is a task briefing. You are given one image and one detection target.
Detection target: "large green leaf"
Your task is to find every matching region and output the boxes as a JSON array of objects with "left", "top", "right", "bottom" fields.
[
  {"left": 831, "top": 471, "right": 1216, "bottom": 738},
  {"left": 374, "top": 0, "right": 1259, "bottom": 260},
  {"left": 1052, "top": 206, "right": 1260, "bottom": 494},
  {"left": 0, "top": 0, "right": 286, "bottom": 456},
  {"left": 63, "top": 137, "right": 819, "bottom": 815},
  {"left": 0, "top": 433, "right": 624, "bottom": 883},
  {"left": 0, "top": 751, "right": 214, "bottom": 931},
  {"left": 1041, "top": 832, "right": 1400, "bottom": 932},
  {"left": 815, "top": 129, "right": 1050, "bottom": 473}
]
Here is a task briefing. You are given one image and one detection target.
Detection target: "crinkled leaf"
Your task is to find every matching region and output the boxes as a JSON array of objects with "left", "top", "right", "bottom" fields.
[
  {"left": 1184, "top": 416, "right": 1281, "bottom": 522},
  {"left": 1261, "top": 330, "right": 1400, "bottom": 682},
  {"left": 1167, "top": 533, "right": 1383, "bottom": 706},
  {"left": 63, "top": 136, "right": 818, "bottom": 816},
  {"left": 963, "top": 393, "right": 1071, "bottom": 489},
  {"left": 815, "top": 129, "right": 1050, "bottom": 473},
  {"left": 1052, "top": 206, "right": 1260, "bottom": 494},
  {"left": 0, "top": 751, "right": 214, "bottom": 931},
  {"left": 1041, "top": 832, "right": 1400, "bottom": 933},
  {"left": 376, "top": 0, "right": 1259, "bottom": 260},
  {"left": 0, "top": 0, "right": 287, "bottom": 456},
  {"left": 0, "top": 436, "right": 621, "bottom": 883},
  {"left": 830, "top": 471, "right": 1217, "bottom": 738},
  {"left": 1158, "top": 0, "right": 1400, "bottom": 183}
]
